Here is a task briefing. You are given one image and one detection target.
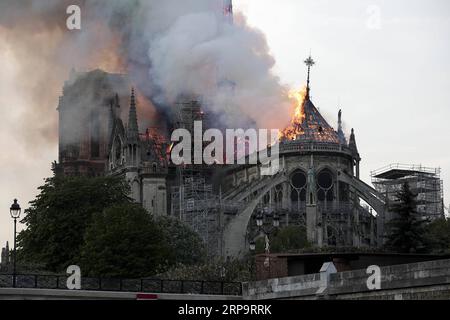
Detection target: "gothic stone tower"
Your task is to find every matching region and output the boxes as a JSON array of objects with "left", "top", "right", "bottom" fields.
[
  {"left": 108, "top": 89, "right": 169, "bottom": 216},
  {"left": 56, "top": 69, "right": 129, "bottom": 176}
]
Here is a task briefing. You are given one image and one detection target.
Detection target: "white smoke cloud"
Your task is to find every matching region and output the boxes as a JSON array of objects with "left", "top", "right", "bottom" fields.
[
  {"left": 0, "top": 0, "right": 292, "bottom": 130},
  {"left": 144, "top": 1, "right": 291, "bottom": 129}
]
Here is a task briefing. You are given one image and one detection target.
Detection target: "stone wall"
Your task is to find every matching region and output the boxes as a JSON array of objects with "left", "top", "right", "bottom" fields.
[
  {"left": 243, "top": 258, "right": 450, "bottom": 300},
  {"left": 0, "top": 288, "right": 241, "bottom": 300}
]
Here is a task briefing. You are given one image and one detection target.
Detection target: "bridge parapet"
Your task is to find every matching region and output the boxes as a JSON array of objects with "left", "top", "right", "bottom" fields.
[
  {"left": 0, "top": 274, "right": 242, "bottom": 297},
  {"left": 243, "top": 258, "right": 450, "bottom": 300}
]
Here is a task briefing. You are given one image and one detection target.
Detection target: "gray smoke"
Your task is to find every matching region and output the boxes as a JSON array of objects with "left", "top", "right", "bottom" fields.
[
  {"left": 90, "top": 0, "right": 293, "bottom": 129},
  {"left": 0, "top": 0, "right": 292, "bottom": 139},
  {"left": 0, "top": 0, "right": 294, "bottom": 248}
]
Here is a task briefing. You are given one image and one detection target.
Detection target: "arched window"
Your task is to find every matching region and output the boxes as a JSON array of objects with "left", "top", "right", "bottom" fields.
[
  {"left": 317, "top": 169, "right": 334, "bottom": 202},
  {"left": 291, "top": 170, "right": 307, "bottom": 189},
  {"left": 290, "top": 169, "right": 307, "bottom": 211}
]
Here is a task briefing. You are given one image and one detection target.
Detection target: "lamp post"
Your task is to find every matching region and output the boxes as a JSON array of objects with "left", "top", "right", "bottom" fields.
[
  {"left": 248, "top": 240, "right": 256, "bottom": 280},
  {"left": 10, "top": 199, "right": 21, "bottom": 288},
  {"left": 250, "top": 207, "right": 280, "bottom": 279},
  {"left": 249, "top": 240, "right": 256, "bottom": 252}
]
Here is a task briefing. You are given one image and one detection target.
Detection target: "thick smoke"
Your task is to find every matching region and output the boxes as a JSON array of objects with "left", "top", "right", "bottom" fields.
[
  {"left": 0, "top": 0, "right": 291, "bottom": 136},
  {"left": 0, "top": 0, "right": 293, "bottom": 247},
  {"left": 90, "top": 0, "right": 293, "bottom": 130},
  {"left": 146, "top": 6, "right": 292, "bottom": 129}
]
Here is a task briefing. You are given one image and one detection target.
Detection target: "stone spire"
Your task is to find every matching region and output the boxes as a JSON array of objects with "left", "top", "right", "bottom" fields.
[
  {"left": 349, "top": 128, "right": 360, "bottom": 159},
  {"left": 127, "top": 88, "right": 139, "bottom": 142},
  {"left": 304, "top": 55, "right": 315, "bottom": 100},
  {"left": 349, "top": 128, "right": 361, "bottom": 178}
]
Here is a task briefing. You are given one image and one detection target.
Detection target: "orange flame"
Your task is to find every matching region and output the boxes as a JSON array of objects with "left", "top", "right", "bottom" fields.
[{"left": 281, "top": 86, "right": 307, "bottom": 140}]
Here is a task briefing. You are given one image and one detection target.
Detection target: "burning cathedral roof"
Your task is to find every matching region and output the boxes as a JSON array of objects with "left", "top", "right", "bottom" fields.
[
  {"left": 281, "top": 56, "right": 341, "bottom": 144},
  {"left": 281, "top": 88, "right": 341, "bottom": 144}
]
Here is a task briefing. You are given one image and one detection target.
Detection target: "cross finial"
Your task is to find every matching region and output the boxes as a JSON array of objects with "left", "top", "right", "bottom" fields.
[
  {"left": 304, "top": 55, "right": 315, "bottom": 68},
  {"left": 304, "top": 55, "right": 315, "bottom": 99}
]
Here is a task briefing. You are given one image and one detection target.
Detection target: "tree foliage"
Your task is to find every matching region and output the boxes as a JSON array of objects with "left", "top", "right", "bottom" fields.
[
  {"left": 424, "top": 218, "right": 450, "bottom": 253},
  {"left": 17, "top": 175, "right": 207, "bottom": 277},
  {"left": 271, "top": 225, "right": 310, "bottom": 252},
  {"left": 80, "top": 204, "right": 166, "bottom": 277},
  {"left": 18, "top": 175, "right": 131, "bottom": 271},
  {"left": 155, "top": 216, "right": 206, "bottom": 266},
  {"left": 384, "top": 183, "right": 429, "bottom": 253},
  {"left": 254, "top": 225, "right": 310, "bottom": 254}
]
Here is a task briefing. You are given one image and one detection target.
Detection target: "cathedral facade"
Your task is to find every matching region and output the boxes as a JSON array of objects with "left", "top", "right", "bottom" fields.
[
  {"left": 107, "top": 88, "right": 169, "bottom": 216},
  {"left": 56, "top": 62, "right": 389, "bottom": 258},
  {"left": 56, "top": 70, "right": 170, "bottom": 216}
]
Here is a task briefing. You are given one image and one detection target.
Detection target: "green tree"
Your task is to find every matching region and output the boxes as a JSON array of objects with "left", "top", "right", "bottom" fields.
[
  {"left": 424, "top": 218, "right": 450, "bottom": 253},
  {"left": 254, "top": 225, "right": 310, "bottom": 254},
  {"left": 271, "top": 225, "right": 310, "bottom": 252},
  {"left": 155, "top": 216, "right": 206, "bottom": 266},
  {"left": 384, "top": 183, "right": 429, "bottom": 253},
  {"left": 80, "top": 204, "right": 167, "bottom": 278},
  {"left": 18, "top": 175, "right": 131, "bottom": 271}
]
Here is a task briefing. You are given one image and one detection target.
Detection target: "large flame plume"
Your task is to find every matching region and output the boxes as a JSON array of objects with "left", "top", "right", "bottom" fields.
[{"left": 281, "top": 86, "right": 307, "bottom": 141}]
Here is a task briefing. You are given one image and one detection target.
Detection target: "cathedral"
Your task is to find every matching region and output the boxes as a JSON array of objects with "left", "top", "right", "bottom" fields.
[
  {"left": 55, "top": 57, "right": 390, "bottom": 258},
  {"left": 56, "top": 69, "right": 170, "bottom": 216},
  {"left": 220, "top": 57, "right": 386, "bottom": 257},
  {"left": 53, "top": 0, "right": 394, "bottom": 258}
]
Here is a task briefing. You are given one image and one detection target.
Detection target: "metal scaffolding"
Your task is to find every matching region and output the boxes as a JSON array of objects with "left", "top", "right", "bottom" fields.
[
  {"left": 371, "top": 164, "right": 444, "bottom": 220},
  {"left": 170, "top": 99, "right": 223, "bottom": 257},
  {"left": 170, "top": 168, "right": 223, "bottom": 257}
]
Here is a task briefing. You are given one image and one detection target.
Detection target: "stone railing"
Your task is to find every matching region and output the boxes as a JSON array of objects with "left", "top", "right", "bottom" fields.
[
  {"left": 280, "top": 141, "right": 353, "bottom": 156},
  {"left": 0, "top": 274, "right": 242, "bottom": 296},
  {"left": 243, "top": 258, "right": 450, "bottom": 300}
]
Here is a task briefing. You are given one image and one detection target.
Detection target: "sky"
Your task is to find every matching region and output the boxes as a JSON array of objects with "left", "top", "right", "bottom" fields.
[{"left": 0, "top": 0, "right": 449, "bottom": 248}]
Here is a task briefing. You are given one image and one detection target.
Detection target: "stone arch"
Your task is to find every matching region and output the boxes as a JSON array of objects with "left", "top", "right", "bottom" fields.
[
  {"left": 223, "top": 172, "right": 288, "bottom": 258},
  {"left": 315, "top": 164, "right": 337, "bottom": 177},
  {"left": 273, "top": 183, "right": 283, "bottom": 210},
  {"left": 286, "top": 166, "right": 308, "bottom": 178},
  {"left": 338, "top": 171, "right": 386, "bottom": 216}
]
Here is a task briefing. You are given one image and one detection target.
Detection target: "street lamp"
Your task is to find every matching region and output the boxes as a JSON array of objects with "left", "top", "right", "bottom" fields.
[
  {"left": 10, "top": 199, "right": 21, "bottom": 288},
  {"left": 273, "top": 214, "right": 280, "bottom": 228},
  {"left": 250, "top": 207, "right": 281, "bottom": 279},
  {"left": 249, "top": 240, "right": 256, "bottom": 252},
  {"left": 248, "top": 240, "right": 257, "bottom": 281},
  {"left": 256, "top": 211, "right": 263, "bottom": 227}
]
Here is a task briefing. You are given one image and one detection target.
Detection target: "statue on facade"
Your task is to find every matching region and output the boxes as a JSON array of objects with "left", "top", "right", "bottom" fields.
[{"left": 264, "top": 235, "right": 270, "bottom": 254}]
